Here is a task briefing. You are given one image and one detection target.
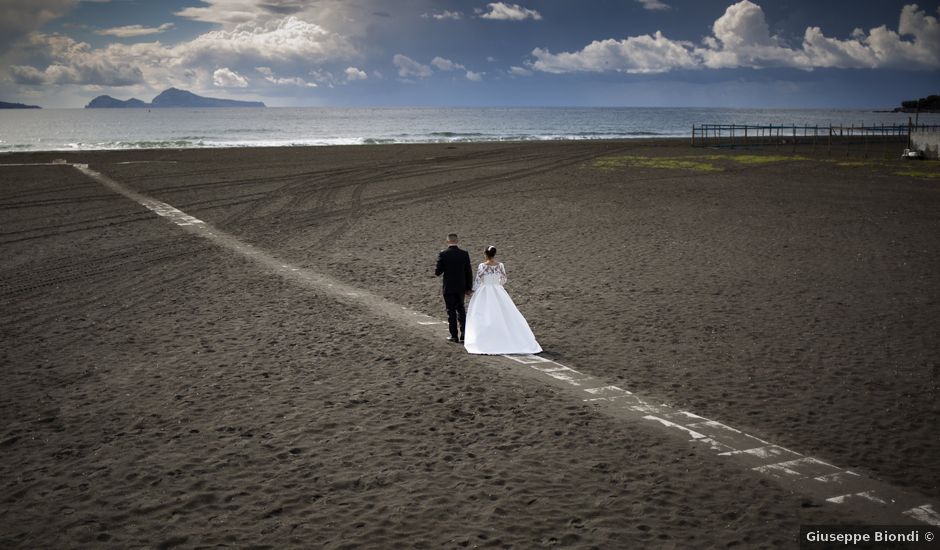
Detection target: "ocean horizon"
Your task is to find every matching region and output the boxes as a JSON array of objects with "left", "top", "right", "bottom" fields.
[{"left": 2, "top": 106, "right": 939, "bottom": 152}]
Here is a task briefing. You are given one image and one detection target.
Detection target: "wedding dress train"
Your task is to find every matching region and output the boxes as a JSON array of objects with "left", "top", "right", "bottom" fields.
[{"left": 464, "top": 262, "right": 542, "bottom": 355}]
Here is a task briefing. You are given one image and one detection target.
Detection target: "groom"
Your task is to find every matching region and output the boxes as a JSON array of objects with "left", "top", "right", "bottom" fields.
[{"left": 435, "top": 233, "right": 473, "bottom": 343}]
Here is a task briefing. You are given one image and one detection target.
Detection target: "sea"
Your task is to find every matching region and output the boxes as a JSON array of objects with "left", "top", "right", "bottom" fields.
[{"left": 2, "top": 107, "right": 938, "bottom": 152}]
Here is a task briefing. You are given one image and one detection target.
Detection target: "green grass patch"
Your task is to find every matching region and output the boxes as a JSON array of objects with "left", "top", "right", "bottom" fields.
[
  {"left": 896, "top": 170, "right": 940, "bottom": 179},
  {"left": 592, "top": 153, "right": 814, "bottom": 173},
  {"left": 706, "top": 154, "right": 810, "bottom": 164},
  {"left": 834, "top": 161, "right": 875, "bottom": 167},
  {"left": 593, "top": 155, "right": 722, "bottom": 172}
]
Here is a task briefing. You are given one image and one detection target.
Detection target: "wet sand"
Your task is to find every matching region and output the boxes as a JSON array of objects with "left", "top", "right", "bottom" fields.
[{"left": 2, "top": 140, "right": 938, "bottom": 547}]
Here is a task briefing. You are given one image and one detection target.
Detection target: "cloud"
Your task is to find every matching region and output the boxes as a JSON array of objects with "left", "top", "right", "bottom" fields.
[
  {"left": 478, "top": 2, "right": 542, "bottom": 21},
  {"left": 7, "top": 14, "right": 352, "bottom": 93},
  {"left": 9, "top": 33, "right": 144, "bottom": 86},
  {"left": 431, "top": 56, "right": 465, "bottom": 71},
  {"left": 0, "top": 0, "right": 77, "bottom": 54},
  {"left": 213, "top": 67, "right": 248, "bottom": 87},
  {"left": 345, "top": 66, "right": 368, "bottom": 80},
  {"left": 699, "top": 1, "right": 940, "bottom": 70},
  {"left": 509, "top": 65, "right": 533, "bottom": 76},
  {"left": 636, "top": 0, "right": 671, "bottom": 11},
  {"left": 175, "top": 0, "right": 305, "bottom": 27},
  {"left": 96, "top": 23, "right": 175, "bottom": 38},
  {"left": 465, "top": 70, "right": 483, "bottom": 81},
  {"left": 256, "top": 65, "right": 316, "bottom": 86},
  {"left": 422, "top": 10, "right": 462, "bottom": 20},
  {"left": 10, "top": 60, "right": 143, "bottom": 86},
  {"left": 173, "top": 0, "right": 386, "bottom": 39},
  {"left": 175, "top": 17, "right": 356, "bottom": 68},
  {"left": 531, "top": 1, "right": 940, "bottom": 74},
  {"left": 9, "top": 65, "right": 48, "bottom": 85},
  {"left": 697, "top": 0, "right": 801, "bottom": 68},
  {"left": 532, "top": 31, "right": 699, "bottom": 74},
  {"left": 393, "top": 53, "right": 432, "bottom": 78},
  {"left": 797, "top": 3, "right": 940, "bottom": 69}
]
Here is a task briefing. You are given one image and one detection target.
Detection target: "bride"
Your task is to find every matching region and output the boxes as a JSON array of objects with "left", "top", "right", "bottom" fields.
[{"left": 464, "top": 246, "right": 542, "bottom": 355}]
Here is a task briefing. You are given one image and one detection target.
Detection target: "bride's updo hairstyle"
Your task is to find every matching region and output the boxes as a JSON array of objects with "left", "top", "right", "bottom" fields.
[{"left": 484, "top": 246, "right": 497, "bottom": 259}]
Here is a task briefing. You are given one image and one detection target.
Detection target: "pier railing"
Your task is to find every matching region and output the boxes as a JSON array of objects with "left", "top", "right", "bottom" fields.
[{"left": 691, "top": 123, "right": 940, "bottom": 157}]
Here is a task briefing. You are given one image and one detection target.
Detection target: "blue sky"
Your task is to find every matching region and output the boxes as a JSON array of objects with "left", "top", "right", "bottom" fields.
[{"left": 1, "top": 0, "right": 938, "bottom": 108}]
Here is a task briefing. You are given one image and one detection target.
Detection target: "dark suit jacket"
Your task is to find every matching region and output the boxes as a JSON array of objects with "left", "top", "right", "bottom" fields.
[{"left": 435, "top": 245, "right": 473, "bottom": 295}]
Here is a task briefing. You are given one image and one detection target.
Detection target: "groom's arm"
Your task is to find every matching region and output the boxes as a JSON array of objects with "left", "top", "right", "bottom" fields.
[
  {"left": 463, "top": 252, "right": 473, "bottom": 292},
  {"left": 434, "top": 251, "right": 445, "bottom": 277}
]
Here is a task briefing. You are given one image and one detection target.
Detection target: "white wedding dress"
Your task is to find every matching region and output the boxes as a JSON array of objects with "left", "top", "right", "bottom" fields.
[{"left": 464, "top": 262, "right": 542, "bottom": 355}]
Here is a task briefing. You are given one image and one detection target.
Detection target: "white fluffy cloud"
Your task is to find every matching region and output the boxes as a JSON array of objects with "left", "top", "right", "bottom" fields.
[
  {"left": 255, "top": 65, "right": 316, "bottom": 87},
  {"left": 8, "top": 14, "right": 354, "bottom": 93},
  {"left": 172, "top": 0, "right": 386, "bottom": 39},
  {"left": 96, "top": 23, "right": 175, "bottom": 38},
  {"left": 345, "top": 66, "right": 367, "bottom": 80},
  {"left": 532, "top": 1, "right": 940, "bottom": 74},
  {"left": 395, "top": 54, "right": 482, "bottom": 82},
  {"left": 798, "top": 4, "right": 940, "bottom": 69},
  {"left": 636, "top": 0, "right": 671, "bottom": 11},
  {"left": 422, "top": 10, "right": 462, "bottom": 20},
  {"left": 431, "top": 56, "right": 465, "bottom": 71},
  {"left": 533, "top": 31, "right": 699, "bottom": 74},
  {"left": 509, "top": 65, "right": 533, "bottom": 76},
  {"left": 393, "top": 54, "right": 432, "bottom": 78},
  {"left": 175, "top": 17, "right": 355, "bottom": 68},
  {"left": 9, "top": 33, "right": 144, "bottom": 85},
  {"left": 10, "top": 60, "right": 143, "bottom": 86},
  {"left": 478, "top": 3, "right": 542, "bottom": 21},
  {"left": 697, "top": 0, "right": 802, "bottom": 68},
  {"left": 175, "top": 0, "right": 306, "bottom": 27},
  {"left": 212, "top": 67, "right": 248, "bottom": 87}
]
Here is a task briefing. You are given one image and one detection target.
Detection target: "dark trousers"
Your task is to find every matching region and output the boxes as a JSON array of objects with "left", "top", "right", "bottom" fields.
[{"left": 443, "top": 293, "right": 466, "bottom": 338}]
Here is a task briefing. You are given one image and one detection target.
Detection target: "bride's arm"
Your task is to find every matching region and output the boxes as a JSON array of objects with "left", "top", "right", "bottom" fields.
[
  {"left": 499, "top": 263, "right": 507, "bottom": 285},
  {"left": 472, "top": 264, "right": 483, "bottom": 291}
]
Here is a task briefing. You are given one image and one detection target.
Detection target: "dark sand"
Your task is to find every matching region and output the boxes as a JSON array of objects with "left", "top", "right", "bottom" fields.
[{"left": 2, "top": 140, "right": 938, "bottom": 547}]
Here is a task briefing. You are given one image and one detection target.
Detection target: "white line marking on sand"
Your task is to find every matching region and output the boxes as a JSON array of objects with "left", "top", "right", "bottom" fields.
[
  {"left": 643, "top": 415, "right": 708, "bottom": 440},
  {"left": 24, "top": 160, "right": 935, "bottom": 528},
  {"left": 904, "top": 504, "right": 940, "bottom": 526},
  {"left": 826, "top": 491, "right": 887, "bottom": 505}
]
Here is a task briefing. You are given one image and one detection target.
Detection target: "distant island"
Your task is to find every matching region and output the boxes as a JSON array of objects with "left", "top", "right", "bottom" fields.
[
  {"left": 85, "top": 88, "right": 265, "bottom": 109},
  {"left": 893, "top": 94, "right": 939, "bottom": 113},
  {"left": 0, "top": 101, "right": 41, "bottom": 109}
]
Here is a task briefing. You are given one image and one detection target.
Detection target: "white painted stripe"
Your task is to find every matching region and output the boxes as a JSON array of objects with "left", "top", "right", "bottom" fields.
[
  {"left": 903, "top": 504, "right": 940, "bottom": 526},
  {"left": 814, "top": 471, "right": 861, "bottom": 483},
  {"left": 584, "top": 385, "right": 627, "bottom": 395},
  {"left": 643, "top": 415, "right": 708, "bottom": 440},
  {"left": 688, "top": 420, "right": 744, "bottom": 434},
  {"left": 826, "top": 491, "right": 887, "bottom": 505},
  {"left": 719, "top": 445, "right": 798, "bottom": 459},
  {"left": 504, "top": 354, "right": 552, "bottom": 364},
  {"left": 754, "top": 463, "right": 803, "bottom": 477}
]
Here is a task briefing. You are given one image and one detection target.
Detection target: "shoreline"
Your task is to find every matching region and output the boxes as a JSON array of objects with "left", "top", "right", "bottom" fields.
[{"left": 0, "top": 136, "right": 693, "bottom": 155}]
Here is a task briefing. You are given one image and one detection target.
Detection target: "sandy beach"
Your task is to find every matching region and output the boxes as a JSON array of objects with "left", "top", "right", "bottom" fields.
[{"left": 2, "top": 140, "right": 938, "bottom": 548}]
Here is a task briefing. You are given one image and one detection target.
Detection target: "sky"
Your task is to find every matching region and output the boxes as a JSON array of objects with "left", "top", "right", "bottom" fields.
[{"left": 1, "top": 0, "right": 938, "bottom": 108}]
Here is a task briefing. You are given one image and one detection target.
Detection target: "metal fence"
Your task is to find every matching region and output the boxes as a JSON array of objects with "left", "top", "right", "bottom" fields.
[{"left": 691, "top": 123, "right": 940, "bottom": 157}]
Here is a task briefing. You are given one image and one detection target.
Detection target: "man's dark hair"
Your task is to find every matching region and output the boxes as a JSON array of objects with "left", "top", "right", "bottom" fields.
[{"left": 447, "top": 233, "right": 459, "bottom": 242}]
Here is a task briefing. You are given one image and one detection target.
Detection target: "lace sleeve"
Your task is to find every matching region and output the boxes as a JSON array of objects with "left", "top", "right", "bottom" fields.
[
  {"left": 498, "top": 262, "right": 507, "bottom": 285},
  {"left": 472, "top": 263, "right": 484, "bottom": 291}
]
